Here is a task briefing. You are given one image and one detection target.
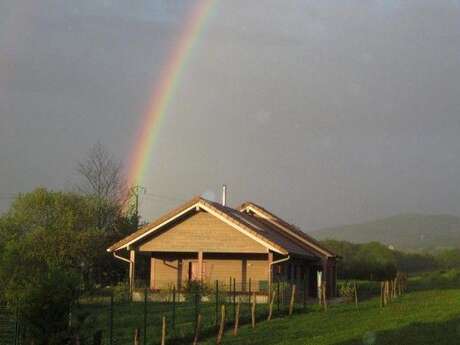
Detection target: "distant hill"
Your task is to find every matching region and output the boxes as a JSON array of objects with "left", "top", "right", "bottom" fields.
[{"left": 309, "top": 214, "right": 460, "bottom": 252}]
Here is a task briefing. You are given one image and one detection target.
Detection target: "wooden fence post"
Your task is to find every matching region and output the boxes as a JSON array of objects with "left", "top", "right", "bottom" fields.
[
  {"left": 354, "top": 281, "right": 358, "bottom": 308},
  {"left": 134, "top": 328, "right": 140, "bottom": 345},
  {"left": 289, "top": 285, "right": 296, "bottom": 316},
  {"left": 161, "top": 316, "right": 166, "bottom": 345},
  {"left": 322, "top": 282, "right": 327, "bottom": 312},
  {"left": 388, "top": 279, "right": 393, "bottom": 302},
  {"left": 251, "top": 292, "right": 256, "bottom": 328},
  {"left": 380, "top": 281, "right": 385, "bottom": 307},
  {"left": 383, "top": 280, "right": 388, "bottom": 306},
  {"left": 267, "top": 290, "right": 276, "bottom": 321},
  {"left": 193, "top": 314, "right": 202, "bottom": 345},
  {"left": 216, "top": 305, "right": 226, "bottom": 345},
  {"left": 233, "top": 299, "right": 240, "bottom": 336}
]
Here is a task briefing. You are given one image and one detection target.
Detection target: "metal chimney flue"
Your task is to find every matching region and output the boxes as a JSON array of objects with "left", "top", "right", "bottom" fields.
[{"left": 222, "top": 185, "right": 227, "bottom": 206}]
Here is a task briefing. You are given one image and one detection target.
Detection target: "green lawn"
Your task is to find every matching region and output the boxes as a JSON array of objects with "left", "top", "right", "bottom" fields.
[
  {"left": 201, "top": 289, "right": 460, "bottom": 345},
  {"left": 78, "top": 294, "right": 275, "bottom": 345},
  {"left": 77, "top": 272, "right": 460, "bottom": 345}
]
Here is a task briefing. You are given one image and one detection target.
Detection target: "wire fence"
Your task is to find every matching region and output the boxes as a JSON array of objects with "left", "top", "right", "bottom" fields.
[
  {"left": 74, "top": 278, "right": 311, "bottom": 345},
  {"left": 0, "top": 278, "right": 408, "bottom": 345},
  {"left": 0, "top": 305, "right": 20, "bottom": 345}
]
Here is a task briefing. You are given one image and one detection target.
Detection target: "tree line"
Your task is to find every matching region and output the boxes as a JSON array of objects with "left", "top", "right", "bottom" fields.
[{"left": 321, "top": 239, "right": 460, "bottom": 281}]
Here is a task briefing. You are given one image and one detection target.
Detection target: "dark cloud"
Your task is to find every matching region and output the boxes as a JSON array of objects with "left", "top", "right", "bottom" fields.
[{"left": 1, "top": 0, "right": 459, "bottom": 229}]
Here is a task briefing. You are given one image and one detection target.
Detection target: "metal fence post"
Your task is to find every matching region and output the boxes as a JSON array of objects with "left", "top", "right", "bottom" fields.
[
  {"left": 194, "top": 293, "right": 199, "bottom": 331},
  {"left": 303, "top": 276, "right": 307, "bottom": 310},
  {"left": 248, "top": 278, "right": 252, "bottom": 313},
  {"left": 14, "top": 304, "right": 19, "bottom": 345},
  {"left": 109, "top": 291, "right": 114, "bottom": 345},
  {"left": 277, "top": 280, "right": 280, "bottom": 313},
  {"left": 215, "top": 280, "right": 219, "bottom": 327},
  {"left": 232, "top": 278, "right": 236, "bottom": 322},
  {"left": 172, "top": 286, "right": 176, "bottom": 331},
  {"left": 143, "top": 288, "right": 147, "bottom": 345}
]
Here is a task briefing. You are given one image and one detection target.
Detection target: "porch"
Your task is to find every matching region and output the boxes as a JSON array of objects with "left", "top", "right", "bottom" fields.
[{"left": 128, "top": 250, "right": 322, "bottom": 300}]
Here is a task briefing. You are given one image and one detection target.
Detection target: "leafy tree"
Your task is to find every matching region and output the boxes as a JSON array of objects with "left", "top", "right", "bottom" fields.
[
  {"left": 0, "top": 188, "right": 135, "bottom": 344},
  {"left": 435, "top": 249, "right": 460, "bottom": 269}
]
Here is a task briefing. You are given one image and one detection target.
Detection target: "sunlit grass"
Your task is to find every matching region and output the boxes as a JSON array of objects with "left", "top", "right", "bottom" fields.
[{"left": 201, "top": 289, "right": 460, "bottom": 345}]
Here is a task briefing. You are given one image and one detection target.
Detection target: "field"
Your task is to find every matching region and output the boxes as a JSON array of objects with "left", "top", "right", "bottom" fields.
[
  {"left": 202, "top": 288, "right": 460, "bottom": 345},
  {"left": 74, "top": 272, "right": 460, "bottom": 345}
]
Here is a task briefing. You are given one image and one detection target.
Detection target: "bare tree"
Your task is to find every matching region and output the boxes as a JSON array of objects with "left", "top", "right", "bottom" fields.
[
  {"left": 76, "top": 142, "right": 129, "bottom": 229},
  {"left": 77, "top": 142, "right": 127, "bottom": 203}
]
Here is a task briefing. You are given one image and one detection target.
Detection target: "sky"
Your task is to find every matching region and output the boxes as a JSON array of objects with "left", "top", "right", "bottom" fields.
[{"left": 1, "top": 0, "right": 460, "bottom": 230}]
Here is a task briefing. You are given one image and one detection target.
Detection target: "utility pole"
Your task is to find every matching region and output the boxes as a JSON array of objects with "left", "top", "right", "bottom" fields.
[{"left": 131, "top": 185, "right": 146, "bottom": 229}]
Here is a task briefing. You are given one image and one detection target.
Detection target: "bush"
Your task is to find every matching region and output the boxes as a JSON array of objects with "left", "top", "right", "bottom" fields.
[
  {"left": 414, "top": 269, "right": 460, "bottom": 290},
  {"left": 183, "top": 280, "right": 212, "bottom": 301},
  {"left": 338, "top": 281, "right": 355, "bottom": 300},
  {"left": 10, "top": 267, "right": 80, "bottom": 345},
  {"left": 112, "top": 282, "right": 130, "bottom": 302}
]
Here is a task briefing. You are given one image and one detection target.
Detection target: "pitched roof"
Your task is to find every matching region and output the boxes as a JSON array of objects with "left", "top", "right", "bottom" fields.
[
  {"left": 206, "top": 201, "right": 316, "bottom": 258},
  {"left": 239, "top": 202, "right": 336, "bottom": 257},
  {"left": 107, "top": 197, "right": 335, "bottom": 259},
  {"left": 107, "top": 196, "right": 202, "bottom": 252}
]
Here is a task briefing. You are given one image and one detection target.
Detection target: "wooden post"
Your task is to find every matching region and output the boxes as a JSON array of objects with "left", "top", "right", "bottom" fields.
[
  {"left": 317, "top": 272, "right": 322, "bottom": 305},
  {"left": 268, "top": 251, "right": 273, "bottom": 300},
  {"left": 251, "top": 292, "right": 256, "bottom": 328},
  {"left": 198, "top": 251, "right": 203, "bottom": 282},
  {"left": 267, "top": 290, "right": 276, "bottom": 321},
  {"left": 233, "top": 299, "right": 240, "bottom": 336},
  {"left": 322, "top": 282, "right": 327, "bottom": 312},
  {"left": 161, "top": 316, "right": 166, "bottom": 345},
  {"left": 380, "top": 281, "right": 384, "bottom": 308},
  {"left": 385, "top": 281, "right": 389, "bottom": 305},
  {"left": 248, "top": 278, "right": 252, "bottom": 311},
  {"left": 129, "top": 250, "right": 136, "bottom": 295},
  {"left": 393, "top": 278, "right": 397, "bottom": 298},
  {"left": 383, "top": 281, "right": 387, "bottom": 306},
  {"left": 289, "top": 284, "right": 296, "bottom": 316},
  {"left": 388, "top": 280, "right": 392, "bottom": 303},
  {"left": 389, "top": 280, "right": 393, "bottom": 302},
  {"left": 133, "top": 328, "right": 140, "bottom": 345},
  {"left": 193, "top": 314, "right": 202, "bottom": 345},
  {"left": 354, "top": 281, "right": 358, "bottom": 308},
  {"left": 216, "top": 305, "right": 226, "bottom": 345},
  {"left": 150, "top": 257, "right": 155, "bottom": 290}
]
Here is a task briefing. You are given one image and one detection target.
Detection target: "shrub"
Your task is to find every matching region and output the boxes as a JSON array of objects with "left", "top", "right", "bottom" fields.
[
  {"left": 112, "top": 282, "right": 130, "bottom": 302},
  {"left": 183, "top": 280, "right": 212, "bottom": 301}
]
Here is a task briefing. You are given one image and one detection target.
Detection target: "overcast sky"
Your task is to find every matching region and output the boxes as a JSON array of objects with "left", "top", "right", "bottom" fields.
[{"left": 1, "top": 0, "right": 460, "bottom": 230}]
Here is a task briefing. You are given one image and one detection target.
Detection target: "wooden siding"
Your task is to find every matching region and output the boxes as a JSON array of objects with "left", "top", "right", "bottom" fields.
[
  {"left": 150, "top": 253, "right": 269, "bottom": 291},
  {"left": 138, "top": 211, "right": 267, "bottom": 253}
]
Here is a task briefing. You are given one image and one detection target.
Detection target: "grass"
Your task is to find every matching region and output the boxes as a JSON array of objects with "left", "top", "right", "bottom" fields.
[
  {"left": 201, "top": 289, "right": 460, "bottom": 345},
  {"left": 77, "top": 293, "right": 275, "bottom": 345},
  {"left": 76, "top": 272, "right": 460, "bottom": 345}
]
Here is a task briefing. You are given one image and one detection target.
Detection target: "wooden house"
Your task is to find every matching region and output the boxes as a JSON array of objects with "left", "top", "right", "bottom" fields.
[{"left": 107, "top": 196, "right": 337, "bottom": 298}]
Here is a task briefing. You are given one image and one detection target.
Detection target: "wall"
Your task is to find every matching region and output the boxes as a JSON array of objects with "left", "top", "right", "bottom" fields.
[
  {"left": 150, "top": 253, "right": 269, "bottom": 291},
  {"left": 138, "top": 211, "right": 267, "bottom": 253}
]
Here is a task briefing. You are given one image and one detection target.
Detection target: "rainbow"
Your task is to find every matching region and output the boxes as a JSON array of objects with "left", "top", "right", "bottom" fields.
[{"left": 126, "top": 0, "right": 216, "bottom": 190}]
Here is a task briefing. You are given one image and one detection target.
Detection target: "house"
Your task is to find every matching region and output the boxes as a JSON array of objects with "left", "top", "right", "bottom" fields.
[{"left": 107, "top": 194, "right": 337, "bottom": 298}]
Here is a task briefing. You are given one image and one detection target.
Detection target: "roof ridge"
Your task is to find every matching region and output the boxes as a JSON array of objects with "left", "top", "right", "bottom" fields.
[
  {"left": 199, "top": 199, "right": 288, "bottom": 255},
  {"left": 239, "top": 202, "right": 336, "bottom": 257}
]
